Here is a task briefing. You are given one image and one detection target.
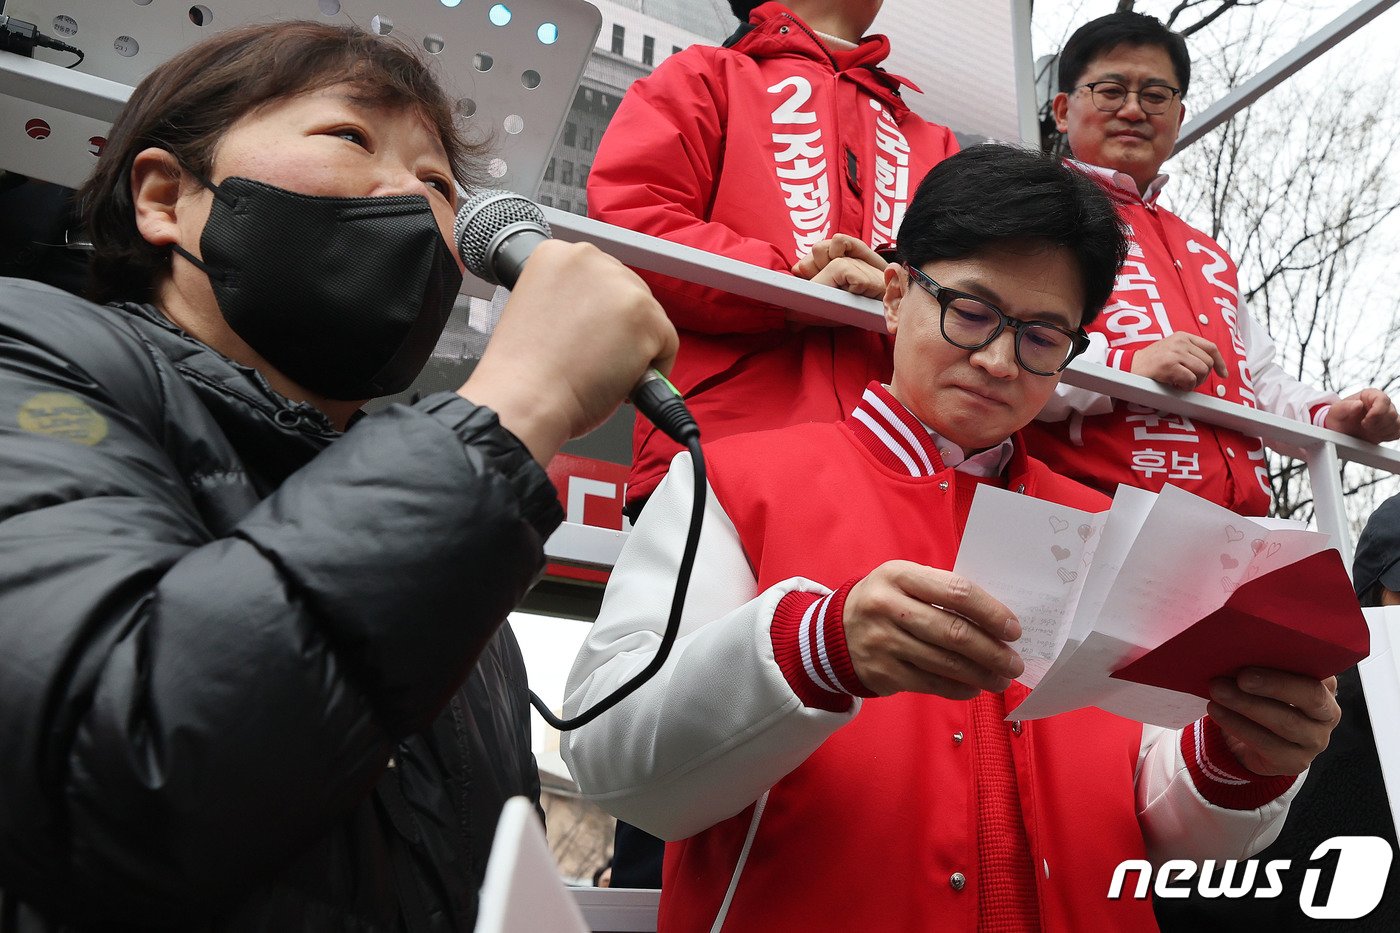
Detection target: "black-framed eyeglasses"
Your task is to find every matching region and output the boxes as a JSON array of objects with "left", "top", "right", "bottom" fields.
[
  {"left": 1076, "top": 81, "right": 1181, "bottom": 115},
  {"left": 905, "top": 264, "right": 1089, "bottom": 376}
]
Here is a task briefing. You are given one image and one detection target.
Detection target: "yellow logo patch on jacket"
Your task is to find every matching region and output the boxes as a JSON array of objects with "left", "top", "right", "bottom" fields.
[{"left": 18, "top": 392, "right": 108, "bottom": 446}]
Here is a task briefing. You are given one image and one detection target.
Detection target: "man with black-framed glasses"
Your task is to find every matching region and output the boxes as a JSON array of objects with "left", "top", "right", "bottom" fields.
[
  {"left": 563, "top": 145, "right": 1335, "bottom": 933},
  {"left": 1024, "top": 11, "right": 1398, "bottom": 517},
  {"left": 903, "top": 263, "right": 1090, "bottom": 376}
]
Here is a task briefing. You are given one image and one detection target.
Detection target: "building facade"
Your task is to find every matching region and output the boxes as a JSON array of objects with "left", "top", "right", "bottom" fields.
[{"left": 537, "top": 0, "right": 737, "bottom": 214}]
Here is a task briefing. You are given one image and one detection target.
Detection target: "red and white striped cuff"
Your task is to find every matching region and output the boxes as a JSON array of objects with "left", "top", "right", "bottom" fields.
[
  {"left": 1310, "top": 403, "right": 1333, "bottom": 428},
  {"left": 1106, "top": 347, "right": 1139, "bottom": 373},
  {"left": 1181, "top": 717, "right": 1297, "bottom": 810},
  {"left": 770, "top": 581, "right": 874, "bottom": 712}
]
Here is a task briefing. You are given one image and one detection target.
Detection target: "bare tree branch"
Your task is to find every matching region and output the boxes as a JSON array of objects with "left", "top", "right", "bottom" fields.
[
  {"left": 1157, "top": 4, "right": 1400, "bottom": 525},
  {"left": 1170, "top": 0, "right": 1267, "bottom": 37}
]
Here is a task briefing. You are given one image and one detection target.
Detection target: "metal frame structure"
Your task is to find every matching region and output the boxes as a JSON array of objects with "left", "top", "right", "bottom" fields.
[
  {"left": 0, "top": 50, "right": 126, "bottom": 123},
  {"left": 1174, "top": 0, "right": 1400, "bottom": 152},
  {"left": 529, "top": 204, "right": 1400, "bottom": 618},
  {"left": 570, "top": 887, "right": 659, "bottom": 931},
  {"left": 0, "top": 0, "right": 601, "bottom": 200},
  {"left": 540, "top": 205, "right": 1400, "bottom": 574}
]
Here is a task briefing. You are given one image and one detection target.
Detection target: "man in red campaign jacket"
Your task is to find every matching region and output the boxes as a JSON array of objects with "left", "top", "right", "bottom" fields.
[
  {"left": 564, "top": 147, "right": 1340, "bottom": 932},
  {"left": 1022, "top": 12, "right": 1399, "bottom": 516},
  {"left": 587, "top": 0, "right": 957, "bottom": 515}
]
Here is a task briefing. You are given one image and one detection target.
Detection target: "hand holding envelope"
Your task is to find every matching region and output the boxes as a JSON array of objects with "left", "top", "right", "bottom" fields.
[
  {"left": 1112, "top": 549, "right": 1366, "bottom": 698},
  {"left": 953, "top": 483, "right": 1369, "bottom": 730},
  {"left": 1203, "top": 667, "right": 1341, "bottom": 776}
]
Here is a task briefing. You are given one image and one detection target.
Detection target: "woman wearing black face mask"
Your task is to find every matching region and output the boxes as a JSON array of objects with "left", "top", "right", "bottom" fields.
[{"left": 0, "top": 20, "right": 675, "bottom": 932}]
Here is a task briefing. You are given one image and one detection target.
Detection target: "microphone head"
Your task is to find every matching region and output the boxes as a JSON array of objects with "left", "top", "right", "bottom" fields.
[{"left": 453, "top": 189, "right": 551, "bottom": 285}]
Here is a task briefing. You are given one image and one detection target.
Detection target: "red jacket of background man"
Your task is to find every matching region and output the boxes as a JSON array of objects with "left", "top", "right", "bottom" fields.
[
  {"left": 1023, "top": 166, "right": 1335, "bottom": 516},
  {"left": 587, "top": 1, "right": 957, "bottom": 505}
]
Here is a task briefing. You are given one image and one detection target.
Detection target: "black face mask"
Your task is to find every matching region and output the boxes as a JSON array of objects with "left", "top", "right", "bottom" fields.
[{"left": 172, "top": 175, "right": 463, "bottom": 400}]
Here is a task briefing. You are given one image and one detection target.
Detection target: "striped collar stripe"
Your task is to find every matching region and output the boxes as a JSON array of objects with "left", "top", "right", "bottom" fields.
[{"left": 849, "top": 385, "right": 945, "bottom": 477}]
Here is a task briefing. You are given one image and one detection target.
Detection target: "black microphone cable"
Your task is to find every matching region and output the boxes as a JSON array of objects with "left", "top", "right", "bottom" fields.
[
  {"left": 454, "top": 190, "right": 691, "bottom": 444},
  {"left": 530, "top": 425, "right": 703, "bottom": 732},
  {"left": 450, "top": 188, "right": 709, "bottom": 732}
]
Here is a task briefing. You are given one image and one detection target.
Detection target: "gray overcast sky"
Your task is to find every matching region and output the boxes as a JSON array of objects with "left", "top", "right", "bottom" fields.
[{"left": 1032, "top": 0, "right": 1400, "bottom": 76}]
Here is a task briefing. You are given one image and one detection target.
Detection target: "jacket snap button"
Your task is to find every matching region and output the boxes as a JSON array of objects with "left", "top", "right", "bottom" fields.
[
  {"left": 1011, "top": 720, "right": 1023, "bottom": 736},
  {"left": 779, "top": 24, "right": 789, "bottom": 34},
  {"left": 274, "top": 409, "right": 302, "bottom": 427},
  {"left": 952, "top": 731, "right": 964, "bottom": 745},
  {"left": 950, "top": 872, "right": 966, "bottom": 891},
  {"left": 939, "top": 480, "right": 949, "bottom": 491},
  {"left": 1215, "top": 385, "right": 1227, "bottom": 397}
]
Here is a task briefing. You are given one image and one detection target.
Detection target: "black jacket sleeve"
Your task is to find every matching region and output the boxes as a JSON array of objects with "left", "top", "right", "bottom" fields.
[{"left": 0, "top": 280, "right": 562, "bottom": 924}]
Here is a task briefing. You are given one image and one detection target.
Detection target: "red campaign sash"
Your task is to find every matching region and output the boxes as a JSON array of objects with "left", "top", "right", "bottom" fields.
[{"left": 1029, "top": 190, "right": 1272, "bottom": 515}]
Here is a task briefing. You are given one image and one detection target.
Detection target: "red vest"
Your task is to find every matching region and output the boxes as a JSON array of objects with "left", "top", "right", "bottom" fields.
[
  {"left": 655, "top": 413, "right": 1159, "bottom": 932},
  {"left": 588, "top": 2, "right": 956, "bottom": 504},
  {"left": 1023, "top": 182, "right": 1273, "bottom": 515}
]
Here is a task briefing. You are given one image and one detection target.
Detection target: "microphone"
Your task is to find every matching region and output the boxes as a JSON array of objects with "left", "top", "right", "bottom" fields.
[
  {"left": 453, "top": 189, "right": 549, "bottom": 288},
  {"left": 453, "top": 189, "right": 697, "bottom": 445}
]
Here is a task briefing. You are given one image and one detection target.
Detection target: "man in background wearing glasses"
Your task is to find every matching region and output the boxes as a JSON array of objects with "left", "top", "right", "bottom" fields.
[
  {"left": 1023, "top": 11, "right": 1398, "bottom": 517},
  {"left": 563, "top": 146, "right": 1337, "bottom": 932}
]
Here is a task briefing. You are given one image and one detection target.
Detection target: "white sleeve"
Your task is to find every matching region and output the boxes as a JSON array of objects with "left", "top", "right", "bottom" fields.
[
  {"left": 1242, "top": 305, "right": 1337, "bottom": 424},
  {"left": 1135, "top": 725, "right": 1302, "bottom": 862},
  {"left": 1037, "top": 331, "right": 1118, "bottom": 422},
  {"left": 561, "top": 452, "right": 858, "bottom": 841}
]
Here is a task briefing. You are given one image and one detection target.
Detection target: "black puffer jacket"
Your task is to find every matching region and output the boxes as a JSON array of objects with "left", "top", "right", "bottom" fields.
[{"left": 0, "top": 278, "right": 563, "bottom": 931}]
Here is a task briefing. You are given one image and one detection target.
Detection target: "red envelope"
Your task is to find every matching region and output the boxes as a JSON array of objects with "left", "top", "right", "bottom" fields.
[{"left": 1110, "top": 549, "right": 1370, "bottom": 699}]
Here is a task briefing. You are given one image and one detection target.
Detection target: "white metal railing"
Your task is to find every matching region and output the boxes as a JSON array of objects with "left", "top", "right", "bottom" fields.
[
  {"left": 0, "top": 50, "right": 128, "bottom": 122},
  {"left": 572, "top": 886, "right": 660, "bottom": 931},
  {"left": 541, "top": 206, "right": 1400, "bottom": 573},
  {"left": 1173, "top": 0, "right": 1400, "bottom": 152}
]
